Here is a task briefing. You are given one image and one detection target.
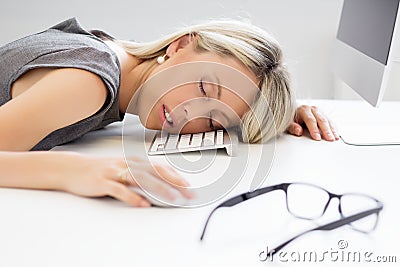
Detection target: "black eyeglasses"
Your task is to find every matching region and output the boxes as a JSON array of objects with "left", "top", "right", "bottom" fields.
[{"left": 200, "top": 182, "right": 383, "bottom": 257}]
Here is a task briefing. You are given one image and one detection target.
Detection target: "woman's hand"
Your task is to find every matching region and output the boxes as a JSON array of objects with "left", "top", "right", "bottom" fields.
[
  {"left": 286, "top": 105, "right": 340, "bottom": 141},
  {"left": 57, "top": 153, "right": 193, "bottom": 207}
]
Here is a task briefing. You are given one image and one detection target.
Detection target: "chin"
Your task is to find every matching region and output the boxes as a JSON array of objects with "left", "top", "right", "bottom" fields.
[
  {"left": 143, "top": 122, "right": 160, "bottom": 130},
  {"left": 138, "top": 116, "right": 156, "bottom": 130}
]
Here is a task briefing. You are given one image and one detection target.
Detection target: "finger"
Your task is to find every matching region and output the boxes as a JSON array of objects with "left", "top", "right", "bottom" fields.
[
  {"left": 152, "top": 164, "right": 194, "bottom": 199},
  {"left": 105, "top": 158, "right": 141, "bottom": 184},
  {"left": 104, "top": 180, "right": 151, "bottom": 207},
  {"left": 126, "top": 156, "right": 145, "bottom": 164},
  {"left": 329, "top": 120, "right": 340, "bottom": 140},
  {"left": 116, "top": 168, "right": 135, "bottom": 185},
  {"left": 294, "top": 105, "right": 307, "bottom": 125},
  {"left": 132, "top": 170, "right": 182, "bottom": 201},
  {"left": 155, "top": 164, "right": 189, "bottom": 187},
  {"left": 287, "top": 122, "right": 303, "bottom": 136},
  {"left": 299, "top": 106, "right": 321, "bottom": 140},
  {"left": 311, "top": 107, "right": 335, "bottom": 141}
]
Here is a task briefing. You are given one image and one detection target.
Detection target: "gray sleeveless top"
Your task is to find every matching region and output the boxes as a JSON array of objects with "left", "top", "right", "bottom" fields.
[{"left": 0, "top": 18, "right": 124, "bottom": 151}]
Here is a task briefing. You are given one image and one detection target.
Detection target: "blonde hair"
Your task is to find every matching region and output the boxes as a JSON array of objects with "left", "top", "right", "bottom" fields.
[{"left": 117, "top": 20, "right": 296, "bottom": 143}]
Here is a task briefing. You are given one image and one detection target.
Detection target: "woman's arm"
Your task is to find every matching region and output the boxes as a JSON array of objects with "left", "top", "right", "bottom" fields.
[
  {"left": 0, "top": 151, "right": 192, "bottom": 206},
  {"left": 0, "top": 68, "right": 192, "bottom": 206},
  {"left": 0, "top": 68, "right": 107, "bottom": 151},
  {"left": 0, "top": 151, "right": 81, "bottom": 190}
]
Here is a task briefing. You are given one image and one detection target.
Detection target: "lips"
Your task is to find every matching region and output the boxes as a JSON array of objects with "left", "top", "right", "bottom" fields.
[
  {"left": 163, "top": 105, "right": 173, "bottom": 124},
  {"left": 158, "top": 104, "right": 174, "bottom": 128}
]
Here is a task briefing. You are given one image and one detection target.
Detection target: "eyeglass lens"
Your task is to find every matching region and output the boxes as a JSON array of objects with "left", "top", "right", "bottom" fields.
[{"left": 285, "top": 183, "right": 379, "bottom": 232}]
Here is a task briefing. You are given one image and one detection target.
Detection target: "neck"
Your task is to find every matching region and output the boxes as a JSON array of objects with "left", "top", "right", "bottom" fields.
[
  {"left": 105, "top": 40, "right": 158, "bottom": 115},
  {"left": 120, "top": 59, "right": 159, "bottom": 115}
]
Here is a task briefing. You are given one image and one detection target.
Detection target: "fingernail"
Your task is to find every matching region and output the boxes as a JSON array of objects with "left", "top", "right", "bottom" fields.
[
  {"left": 185, "top": 190, "right": 196, "bottom": 199},
  {"left": 140, "top": 200, "right": 151, "bottom": 207},
  {"left": 295, "top": 128, "right": 301, "bottom": 135},
  {"left": 328, "top": 133, "right": 334, "bottom": 140},
  {"left": 315, "top": 133, "right": 321, "bottom": 140},
  {"left": 333, "top": 132, "right": 340, "bottom": 140},
  {"left": 181, "top": 180, "right": 190, "bottom": 187}
]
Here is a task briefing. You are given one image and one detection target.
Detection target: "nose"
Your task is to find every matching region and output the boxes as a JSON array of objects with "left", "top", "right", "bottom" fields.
[
  {"left": 183, "top": 101, "right": 210, "bottom": 121},
  {"left": 183, "top": 104, "right": 189, "bottom": 119}
]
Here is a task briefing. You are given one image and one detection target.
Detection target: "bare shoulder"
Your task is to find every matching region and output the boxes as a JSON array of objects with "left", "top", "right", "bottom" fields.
[{"left": 0, "top": 68, "right": 108, "bottom": 151}]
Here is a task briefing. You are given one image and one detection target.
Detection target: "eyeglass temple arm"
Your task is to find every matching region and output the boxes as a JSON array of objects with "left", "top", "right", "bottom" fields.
[
  {"left": 268, "top": 206, "right": 383, "bottom": 258},
  {"left": 200, "top": 185, "right": 286, "bottom": 241},
  {"left": 199, "top": 197, "right": 240, "bottom": 240}
]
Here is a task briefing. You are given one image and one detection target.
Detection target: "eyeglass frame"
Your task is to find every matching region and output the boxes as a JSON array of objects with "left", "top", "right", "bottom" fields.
[{"left": 199, "top": 182, "right": 383, "bottom": 258}]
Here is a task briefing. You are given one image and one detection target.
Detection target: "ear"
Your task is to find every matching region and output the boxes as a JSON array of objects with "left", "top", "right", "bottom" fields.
[{"left": 166, "top": 34, "right": 194, "bottom": 57}]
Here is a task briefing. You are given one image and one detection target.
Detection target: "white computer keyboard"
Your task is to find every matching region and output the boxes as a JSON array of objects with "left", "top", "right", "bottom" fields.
[{"left": 148, "top": 130, "right": 238, "bottom": 156}]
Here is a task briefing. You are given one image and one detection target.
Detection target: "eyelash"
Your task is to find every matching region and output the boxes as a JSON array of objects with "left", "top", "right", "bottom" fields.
[
  {"left": 198, "top": 80, "right": 214, "bottom": 129},
  {"left": 198, "top": 79, "right": 206, "bottom": 96}
]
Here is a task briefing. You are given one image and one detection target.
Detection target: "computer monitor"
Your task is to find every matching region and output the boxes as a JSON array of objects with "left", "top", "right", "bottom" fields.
[{"left": 332, "top": 0, "right": 400, "bottom": 107}]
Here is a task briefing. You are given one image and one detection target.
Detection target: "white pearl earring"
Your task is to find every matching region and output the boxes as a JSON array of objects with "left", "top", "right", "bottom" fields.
[{"left": 157, "top": 54, "right": 167, "bottom": 64}]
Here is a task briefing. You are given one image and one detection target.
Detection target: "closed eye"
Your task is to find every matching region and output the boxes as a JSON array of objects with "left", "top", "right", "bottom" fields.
[
  {"left": 199, "top": 80, "right": 215, "bottom": 129},
  {"left": 198, "top": 79, "right": 207, "bottom": 96}
]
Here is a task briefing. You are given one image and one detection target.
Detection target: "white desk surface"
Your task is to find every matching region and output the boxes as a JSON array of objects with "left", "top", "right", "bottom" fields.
[{"left": 1, "top": 100, "right": 399, "bottom": 267}]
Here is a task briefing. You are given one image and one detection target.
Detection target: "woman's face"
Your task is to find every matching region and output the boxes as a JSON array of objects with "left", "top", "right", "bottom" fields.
[{"left": 136, "top": 36, "right": 259, "bottom": 134}]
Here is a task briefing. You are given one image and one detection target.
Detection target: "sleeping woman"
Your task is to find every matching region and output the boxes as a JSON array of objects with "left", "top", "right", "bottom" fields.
[{"left": 0, "top": 18, "right": 339, "bottom": 206}]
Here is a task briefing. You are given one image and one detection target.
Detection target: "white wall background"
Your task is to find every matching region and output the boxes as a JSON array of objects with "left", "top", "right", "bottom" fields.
[{"left": 1, "top": 0, "right": 397, "bottom": 101}]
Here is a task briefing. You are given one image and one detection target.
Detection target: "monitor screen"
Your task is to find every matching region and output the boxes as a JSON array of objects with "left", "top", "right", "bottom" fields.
[
  {"left": 337, "top": 0, "right": 399, "bottom": 65},
  {"left": 333, "top": 0, "right": 400, "bottom": 106}
]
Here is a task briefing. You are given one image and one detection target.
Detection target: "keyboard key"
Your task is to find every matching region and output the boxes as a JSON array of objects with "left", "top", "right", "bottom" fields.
[
  {"left": 165, "top": 134, "right": 179, "bottom": 150},
  {"left": 157, "top": 143, "right": 165, "bottom": 151},
  {"left": 189, "top": 133, "right": 203, "bottom": 147},
  {"left": 216, "top": 130, "right": 224, "bottom": 145},
  {"left": 150, "top": 133, "right": 167, "bottom": 152},
  {"left": 178, "top": 134, "right": 191, "bottom": 148},
  {"left": 148, "top": 130, "right": 237, "bottom": 156},
  {"left": 203, "top": 131, "right": 215, "bottom": 146}
]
